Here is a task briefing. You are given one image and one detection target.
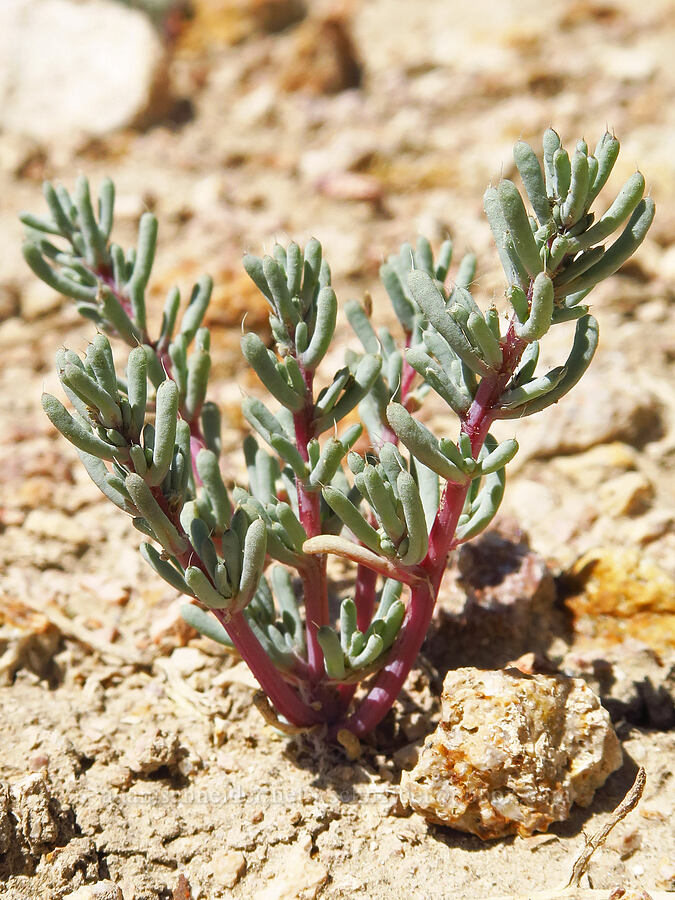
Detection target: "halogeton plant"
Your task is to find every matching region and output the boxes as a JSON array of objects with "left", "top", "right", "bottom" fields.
[{"left": 22, "top": 129, "right": 654, "bottom": 738}]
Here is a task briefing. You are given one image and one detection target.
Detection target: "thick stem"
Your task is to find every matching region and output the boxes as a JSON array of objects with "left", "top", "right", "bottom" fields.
[
  {"left": 354, "top": 564, "right": 377, "bottom": 632},
  {"left": 298, "top": 556, "right": 329, "bottom": 681},
  {"left": 146, "top": 480, "right": 320, "bottom": 726},
  {"left": 292, "top": 367, "right": 328, "bottom": 680},
  {"left": 330, "top": 579, "right": 434, "bottom": 738},
  {"left": 400, "top": 358, "right": 417, "bottom": 404},
  {"left": 378, "top": 424, "right": 398, "bottom": 447},
  {"left": 190, "top": 432, "right": 207, "bottom": 486},
  {"left": 339, "top": 319, "right": 528, "bottom": 736},
  {"left": 429, "top": 321, "right": 525, "bottom": 566},
  {"left": 214, "top": 609, "right": 323, "bottom": 727}
]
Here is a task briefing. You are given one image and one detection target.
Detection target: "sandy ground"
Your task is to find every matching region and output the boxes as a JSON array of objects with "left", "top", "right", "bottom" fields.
[{"left": 0, "top": 0, "right": 674, "bottom": 897}]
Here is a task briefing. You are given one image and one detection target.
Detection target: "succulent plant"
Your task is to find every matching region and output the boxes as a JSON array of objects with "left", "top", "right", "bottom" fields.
[{"left": 21, "top": 128, "right": 653, "bottom": 738}]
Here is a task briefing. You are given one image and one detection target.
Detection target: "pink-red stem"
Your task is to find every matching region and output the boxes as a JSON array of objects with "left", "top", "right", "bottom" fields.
[
  {"left": 214, "top": 609, "right": 323, "bottom": 727},
  {"left": 334, "top": 321, "right": 527, "bottom": 736},
  {"left": 292, "top": 367, "right": 329, "bottom": 682},
  {"left": 354, "top": 564, "right": 377, "bottom": 633},
  {"left": 94, "top": 263, "right": 323, "bottom": 727}
]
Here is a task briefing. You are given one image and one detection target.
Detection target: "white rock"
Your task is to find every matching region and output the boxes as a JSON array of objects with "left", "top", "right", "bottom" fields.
[
  {"left": 63, "top": 883, "right": 124, "bottom": 900},
  {"left": 0, "top": 0, "right": 170, "bottom": 141},
  {"left": 168, "top": 646, "right": 210, "bottom": 677},
  {"left": 400, "top": 667, "right": 622, "bottom": 839},
  {"left": 23, "top": 509, "right": 92, "bottom": 548}
]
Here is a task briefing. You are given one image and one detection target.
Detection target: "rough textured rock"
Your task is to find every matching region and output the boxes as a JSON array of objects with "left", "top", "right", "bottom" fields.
[
  {"left": 400, "top": 668, "right": 622, "bottom": 839},
  {"left": 0, "top": 0, "right": 170, "bottom": 140},
  {"left": 198, "top": 850, "right": 247, "bottom": 891},
  {"left": 49, "top": 837, "right": 101, "bottom": 893},
  {"left": 255, "top": 832, "right": 328, "bottom": 900},
  {"left": 123, "top": 728, "right": 186, "bottom": 776},
  {"left": 10, "top": 774, "right": 64, "bottom": 854}
]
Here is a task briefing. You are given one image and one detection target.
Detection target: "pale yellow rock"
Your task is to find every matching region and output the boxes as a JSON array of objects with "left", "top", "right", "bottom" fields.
[
  {"left": 22, "top": 509, "right": 94, "bottom": 549},
  {"left": 19, "top": 280, "right": 64, "bottom": 322},
  {"left": 598, "top": 471, "right": 654, "bottom": 517},
  {"left": 551, "top": 442, "right": 639, "bottom": 490},
  {"left": 201, "top": 849, "right": 246, "bottom": 891},
  {"left": 509, "top": 366, "right": 663, "bottom": 461},
  {"left": 400, "top": 668, "right": 622, "bottom": 839},
  {"left": 168, "top": 646, "right": 210, "bottom": 677},
  {"left": 256, "top": 832, "right": 328, "bottom": 900},
  {"left": 627, "top": 509, "right": 675, "bottom": 545}
]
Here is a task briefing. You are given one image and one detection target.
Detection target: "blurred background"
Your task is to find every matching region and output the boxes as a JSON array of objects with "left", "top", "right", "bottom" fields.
[
  {"left": 2, "top": 0, "right": 674, "bottom": 561},
  {"left": 0, "top": 2, "right": 673, "bottom": 896},
  {"left": 1, "top": 0, "right": 674, "bottom": 646}
]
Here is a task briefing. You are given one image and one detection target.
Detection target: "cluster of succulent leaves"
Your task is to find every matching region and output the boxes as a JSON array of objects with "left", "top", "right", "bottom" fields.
[{"left": 21, "top": 128, "right": 654, "bottom": 734}]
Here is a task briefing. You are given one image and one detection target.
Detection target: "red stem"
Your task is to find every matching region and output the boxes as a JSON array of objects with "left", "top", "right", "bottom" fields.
[
  {"left": 292, "top": 367, "right": 329, "bottom": 681},
  {"left": 213, "top": 609, "right": 323, "bottom": 727},
  {"left": 190, "top": 433, "right": 207, "bottom": 486},
  {"left": 337, "top": 320, "right": 528, "bottom": 735},
  {"left": 156, "top": 484, "right": 322, "bottom": 727},
  {"left": 354, "top": 564, "right": 377, "bottom": 633},
  {"left": 298, "top": 555, "right": 329, "bottom": 682},
  {"left": 329, "top": 579, "right": 434, "bottom": 738},
  {"left": 400, "top": 358, "right": 417, "bottom": 404},
  {"left": 97, "top": 267, "right": 138, "bottom": 328}
]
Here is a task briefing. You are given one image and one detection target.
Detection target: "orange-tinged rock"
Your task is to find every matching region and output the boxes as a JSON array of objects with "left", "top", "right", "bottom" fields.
[
  {"left": 206, "top": 268, "right": 270, "bottom": 332},
  {"left": 178, "top": 0, "right": 306, "bottom": 53},
  {"left": 0, "top": 596, "right": 62, "bottom": 685},
  {"left": 400, "top": 667, "right": 622, "bottom": 839},
  {"left": 277, "top": 9, "right": 362, "bottom": 95},
  {"left": 564, "top": 548, "right": 675, "bottom": 651}
]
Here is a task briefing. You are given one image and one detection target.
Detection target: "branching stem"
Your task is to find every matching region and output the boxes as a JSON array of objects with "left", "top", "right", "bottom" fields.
[
  {"left": 340, "top": 314, "right": 529, "bottom": 735},
  {"left": 292, "top": 365, "right": 328, "bottom": 682},
  {"left": 30, "top": 131, "right": 643, "bottom": 738}
]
